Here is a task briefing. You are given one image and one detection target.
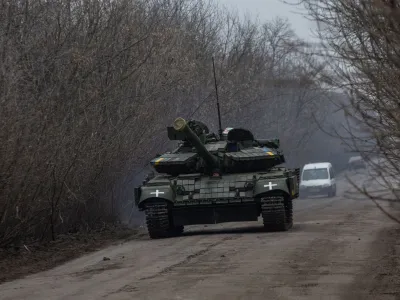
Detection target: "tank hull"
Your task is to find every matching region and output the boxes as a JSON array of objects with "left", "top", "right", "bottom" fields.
[{"left": 135, "top": 167, "right": 300, "bottom": 238}]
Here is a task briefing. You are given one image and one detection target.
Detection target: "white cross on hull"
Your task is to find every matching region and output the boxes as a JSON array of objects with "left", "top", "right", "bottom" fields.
[
  {"left": 264, "top": 182, "right": 277, "bottom": 190},
  {"left": 150, "top": 190, "right": 165, "bottom": 197}
]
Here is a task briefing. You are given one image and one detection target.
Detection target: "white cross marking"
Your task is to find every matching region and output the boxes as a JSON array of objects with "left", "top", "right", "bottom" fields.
[
  {"left": 264, "top": 182, "right": 277, "bottom": 190},
  {"left": 150, "top": 190, "right": 165, "bottom": 197}
]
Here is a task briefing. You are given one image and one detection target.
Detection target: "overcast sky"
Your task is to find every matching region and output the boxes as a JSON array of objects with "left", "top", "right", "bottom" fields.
[{"left": 216, "top": 0, "right": 318, "bottom": 42}]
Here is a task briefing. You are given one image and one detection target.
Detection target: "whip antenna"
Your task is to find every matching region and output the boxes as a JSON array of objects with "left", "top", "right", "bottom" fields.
[{"left": 212, "top": 57, "right": 223, "bottom": 138}]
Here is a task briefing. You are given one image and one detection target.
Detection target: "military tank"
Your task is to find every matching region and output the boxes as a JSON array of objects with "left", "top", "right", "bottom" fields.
[{"left": 134, "top": 117, "right": 300, "bottom": 239}]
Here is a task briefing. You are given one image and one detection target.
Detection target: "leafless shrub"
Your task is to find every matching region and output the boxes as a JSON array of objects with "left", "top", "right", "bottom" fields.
[{"left": 0, "top": 0, "right": 331, "bottom": 247}]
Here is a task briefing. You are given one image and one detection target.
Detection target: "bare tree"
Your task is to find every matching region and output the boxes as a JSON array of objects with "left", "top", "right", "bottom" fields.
[
  {"left": 0, "top": 0, "right": 332, "bottom": 247},
  {"left": 294, "top": 0, "right": 400, "bottom": 209}
]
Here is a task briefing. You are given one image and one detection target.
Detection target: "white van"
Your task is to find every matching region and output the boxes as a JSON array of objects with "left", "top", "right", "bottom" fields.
[
  {"left": 300, "top": 162, "right": 337, "bottom": 198},
  {"left": 347, "top": 156, "right": 366, "bottom": 171}
]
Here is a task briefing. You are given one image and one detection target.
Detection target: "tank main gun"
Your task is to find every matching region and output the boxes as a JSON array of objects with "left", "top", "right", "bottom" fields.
[{"left": 173, "top": 117, "right": 220, "bottom": 173}]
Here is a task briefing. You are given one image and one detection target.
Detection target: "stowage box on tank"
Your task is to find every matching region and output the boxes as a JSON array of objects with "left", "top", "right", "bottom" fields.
[{"left": 134, "top": 117, "right": 300, "bottom": 239}]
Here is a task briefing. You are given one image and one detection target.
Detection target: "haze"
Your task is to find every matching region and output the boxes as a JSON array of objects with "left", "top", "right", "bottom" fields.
[{"left": 217, "top": 0, "right": 317, "bottom": 40}]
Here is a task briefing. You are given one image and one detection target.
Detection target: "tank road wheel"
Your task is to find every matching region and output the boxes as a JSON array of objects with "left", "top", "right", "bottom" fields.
[
  {"left": 145, "top": 201, "right": 173, "bottom": 239},
  {"left": 261, "top": 196, "right": 293, "bottom": 232}
]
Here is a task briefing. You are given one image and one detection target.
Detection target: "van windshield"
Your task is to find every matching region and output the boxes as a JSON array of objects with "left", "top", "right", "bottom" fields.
[{"left": 302, "top": 168, "right": 329, "bottom": 180}]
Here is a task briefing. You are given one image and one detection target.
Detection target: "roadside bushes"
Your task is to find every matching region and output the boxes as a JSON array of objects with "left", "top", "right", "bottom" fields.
[{"left": 0, "top": 0, "right": 329, "bottom": 247}]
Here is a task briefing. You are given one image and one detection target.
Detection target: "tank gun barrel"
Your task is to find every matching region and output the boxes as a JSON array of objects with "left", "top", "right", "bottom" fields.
[{"left": 173, "top": 117, "right": 219, "bottom": 170}]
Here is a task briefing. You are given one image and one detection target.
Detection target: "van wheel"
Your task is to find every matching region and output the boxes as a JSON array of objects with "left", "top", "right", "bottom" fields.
[{"left": 328, "top": 186, "right": 336, "bottom": 198}]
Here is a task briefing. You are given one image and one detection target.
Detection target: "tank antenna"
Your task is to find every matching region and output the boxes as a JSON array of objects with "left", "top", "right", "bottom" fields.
[{"left": 212, "top": 57, "right": 223, "bottom": 139}]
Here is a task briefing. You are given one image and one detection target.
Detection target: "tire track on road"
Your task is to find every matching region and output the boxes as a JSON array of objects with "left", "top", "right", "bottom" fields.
[{"left": 138, "top": 235, "right": 241, "bottom": 281}]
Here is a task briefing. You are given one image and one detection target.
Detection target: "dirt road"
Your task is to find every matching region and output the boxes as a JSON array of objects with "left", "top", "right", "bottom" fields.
[{"left": 1, "top": 174, "right": 399, "bottom": 300}]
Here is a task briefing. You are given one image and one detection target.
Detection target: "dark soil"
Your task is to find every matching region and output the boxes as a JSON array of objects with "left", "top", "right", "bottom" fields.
[{"left": 0, "top": 225, "right": 147, "bottom": 284}]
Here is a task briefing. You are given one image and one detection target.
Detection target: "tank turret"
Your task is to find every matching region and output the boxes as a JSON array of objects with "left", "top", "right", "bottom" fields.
[{"left": 173, "top": 117, "right": 221, "bottom": 174}]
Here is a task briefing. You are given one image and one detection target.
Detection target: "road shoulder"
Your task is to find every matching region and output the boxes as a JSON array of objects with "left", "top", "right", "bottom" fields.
[
  {"left": 0, "top": 226, "right": 146, "bottom": 284},
  {"left": 341, "top": 224, "right": 400, "bottom": 299}
]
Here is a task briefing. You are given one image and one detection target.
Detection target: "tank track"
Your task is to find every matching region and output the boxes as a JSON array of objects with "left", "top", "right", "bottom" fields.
[
  {"left": 173, "top": 225, "right": 184, "bottom": 235},
  {"left": 261, "top": 196, "right": 293, "bottom": 231},
  {"left": 145, "top": 201, "right": 184, "bottom": 239}
]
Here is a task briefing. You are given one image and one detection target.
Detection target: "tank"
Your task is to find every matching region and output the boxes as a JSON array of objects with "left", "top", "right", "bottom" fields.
[{"left": 134, "top": 117, "right": 300, "bottom": 239}]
